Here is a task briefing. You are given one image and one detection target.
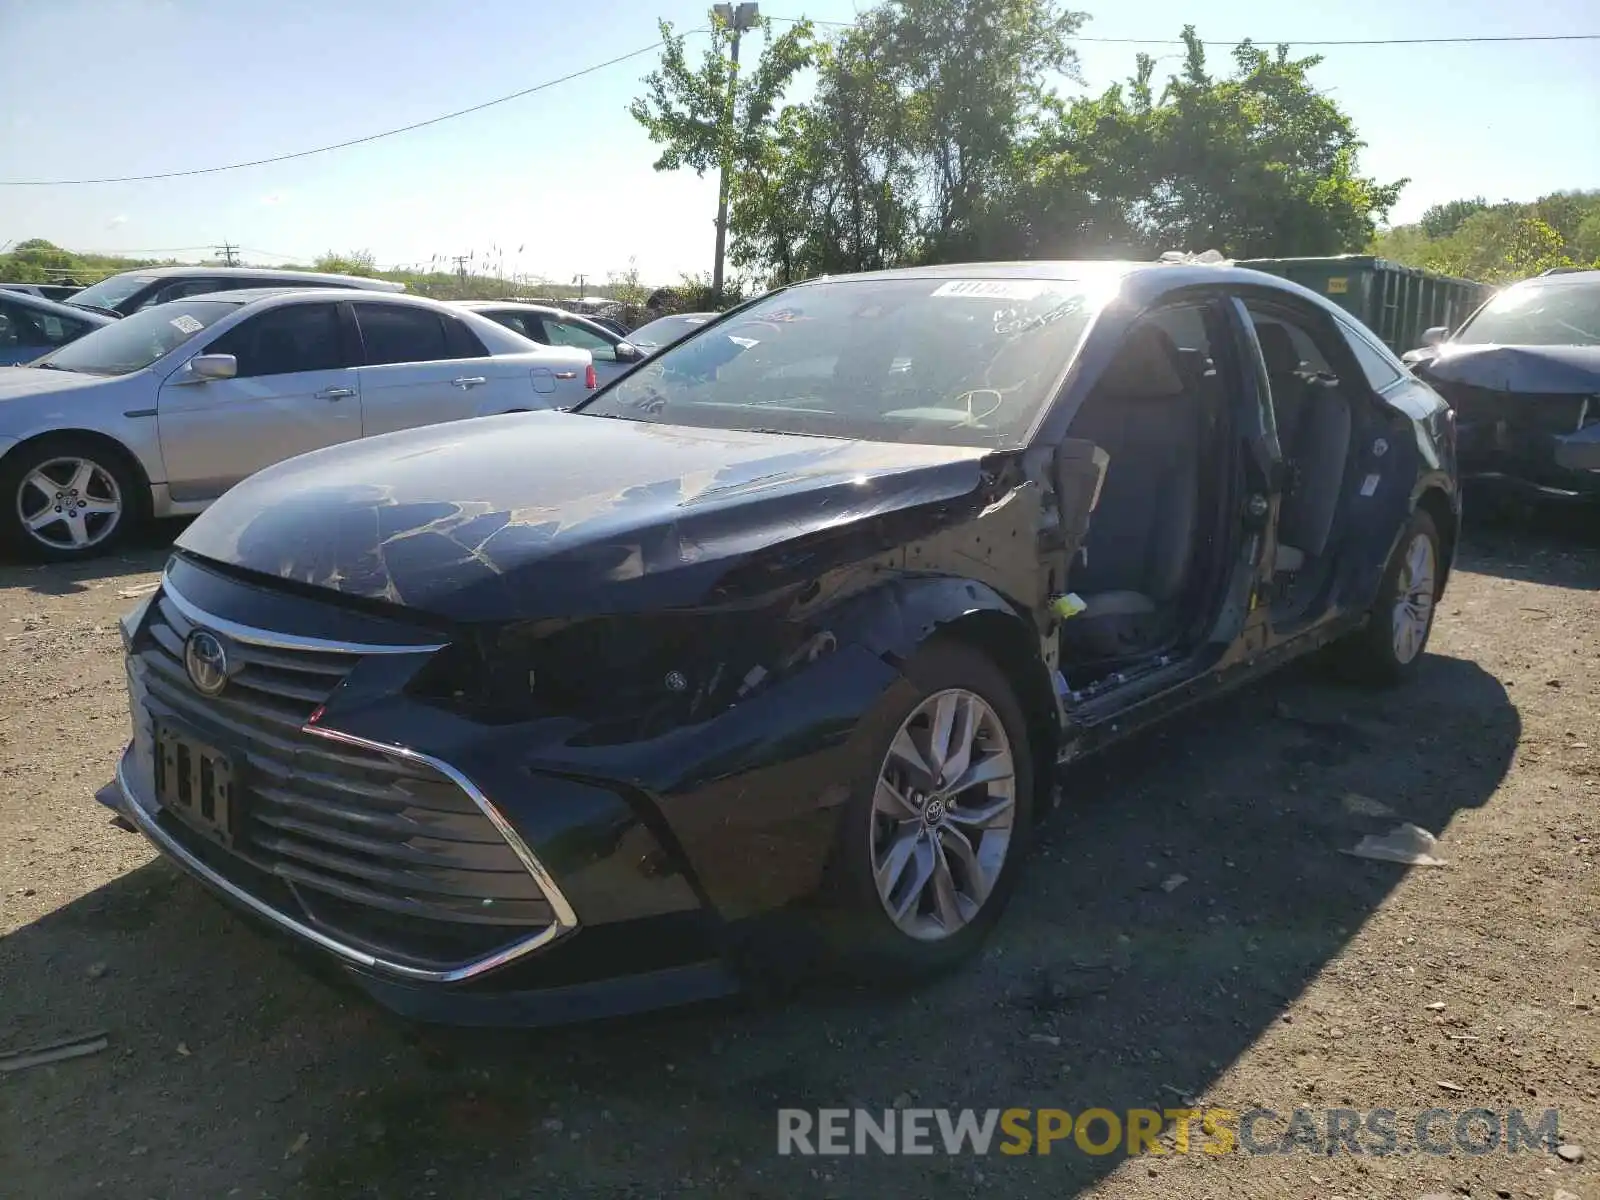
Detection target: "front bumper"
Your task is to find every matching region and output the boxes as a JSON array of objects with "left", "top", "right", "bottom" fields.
[
  {"left": 101, "top": 757, "right": 739, "bottom": 1026},
  {"left": 102, "top": 556, "right": 890, "bottom": 1024},
  {"left": 1453, "top": 412, "right": 1600, "bottom": 502}
]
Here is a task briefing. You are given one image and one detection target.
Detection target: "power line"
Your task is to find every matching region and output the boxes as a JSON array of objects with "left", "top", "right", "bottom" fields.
[
  {"left": 6, "top": 18, "right": 1593, "bottom": 190},
  {"left": 0, "top": 38, "right": 685, "bottom": 188},
  {"left": 774, "top": 14, "right": 1600, "bottom": 45}
]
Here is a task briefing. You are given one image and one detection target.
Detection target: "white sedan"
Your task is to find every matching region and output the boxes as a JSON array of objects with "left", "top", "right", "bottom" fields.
[
  {"left": 0, "top": 289, "right": 595, "bottom": 560},
  {"left": 455, "top": 301, "right": 645, "bottom": 386}
]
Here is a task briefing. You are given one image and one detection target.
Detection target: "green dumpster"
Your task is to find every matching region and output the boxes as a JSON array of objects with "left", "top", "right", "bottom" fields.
[{"left": 1234, "top": 254, "right": 1491, "bottom": 354}]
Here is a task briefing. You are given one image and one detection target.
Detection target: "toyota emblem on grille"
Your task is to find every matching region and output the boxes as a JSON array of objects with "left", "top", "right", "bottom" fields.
[{"left": 184, "top": 630, "right": 230, "bottom": 696}]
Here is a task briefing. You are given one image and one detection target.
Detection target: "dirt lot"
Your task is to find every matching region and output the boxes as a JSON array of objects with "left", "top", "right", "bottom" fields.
[{"left": 1, "top": 513, "right": 1596, "bottom": 1200}]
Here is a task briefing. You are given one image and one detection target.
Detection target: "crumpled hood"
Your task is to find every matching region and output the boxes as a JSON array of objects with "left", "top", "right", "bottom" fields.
[
  {"left": 0, "top": 366, "right": 118, "bottom": 402},
  {"left": 1415, "top": 343, "right": 1600, "bottom": 394},
  {"left": 178, "top": 410, "right": 997, "bottom": 622}
]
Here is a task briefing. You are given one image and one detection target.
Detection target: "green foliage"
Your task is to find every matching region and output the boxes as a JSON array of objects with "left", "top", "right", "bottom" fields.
[
  {"left": 1373, "top": 191, "right": 1600, "bottom": 284},
  {"left": 1418, "top": 197, "right": 1487, "bottom": 240},
  {"left": 0, "top": 239, "right": 669, "bottom": 305},
  {"left": 629, "top": 12, "right": 816, "bottom": 178},
  {"left": 311, "top": 249, "right": 379, "bottom": 277},
  {"left": 0, "top": 238, "right": 167, "bottom": 285},
  {"left": 1001, "top": 30, "right": 1405, "bottom": 260},
  {"left": 633, "top": 7, "right": 1403, "bottom": 284}
]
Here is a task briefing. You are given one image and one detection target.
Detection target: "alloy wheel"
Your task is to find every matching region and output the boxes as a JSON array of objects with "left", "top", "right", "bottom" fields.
[
  {"left": 15, "top": 456, "right": 124, "bottom": 552},
  {"left": 870, "top": 688, "right": 1017, "bottom": 942},
  {"left": 1391, "top": 531, "right": 1437, "bottom": 665}
]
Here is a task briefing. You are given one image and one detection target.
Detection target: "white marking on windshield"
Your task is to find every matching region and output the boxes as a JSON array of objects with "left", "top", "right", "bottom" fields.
[{"left": 931, "top": 280, "right": 1051, "bottom": 300}]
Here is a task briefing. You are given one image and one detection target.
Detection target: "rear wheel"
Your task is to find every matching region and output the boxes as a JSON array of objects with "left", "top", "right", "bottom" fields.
[
  {"left": 822, "top": 640, "right": 1035, "bottom": 979},
  {"left": 1342, "top": 508, "right": 1441, "bottom": 684},
  {"left": 1, "top": 437, "right": 140, "bottom": 561}
]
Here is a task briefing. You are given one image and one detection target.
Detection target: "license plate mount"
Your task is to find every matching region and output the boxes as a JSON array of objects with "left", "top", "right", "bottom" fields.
[{"left": 154, "top": 721, "right": 239, "bottom": 849}]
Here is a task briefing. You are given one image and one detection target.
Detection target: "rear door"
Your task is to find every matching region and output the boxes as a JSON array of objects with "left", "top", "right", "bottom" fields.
[
  {"left": 156, "top": 300, "right": 361, "bottom": 501},
  {"left": 352, "top": 302, "right": 520, "bottom": 437}
]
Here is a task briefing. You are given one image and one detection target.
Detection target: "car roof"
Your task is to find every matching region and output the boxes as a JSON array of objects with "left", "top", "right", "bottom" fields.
[
  {"left": 94, "top": 265, "right": 405, "bottom": 291},
  {"left": 455, "top": 300, "right": 569, "bottom": 317},
  {"left": 0, "top": 288, "right": 117, "bottom": 323},
  {"left": 180, "top": 287, "right": 448, "bottom": 307},
  {"left": 1513, "top": 268, "right": 1600, "bottom": 287},
  {"left": 784, "top": 259, "right": 1351, "bottom": 314}
]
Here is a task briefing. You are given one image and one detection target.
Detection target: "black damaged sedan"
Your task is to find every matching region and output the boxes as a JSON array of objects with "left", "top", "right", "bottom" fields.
[
  {"left": 1405, "top": 267, "right": 1600, "bottom": 502},
  {"left": 103, "top": 262, "right": 1460, "bottom": 1026}
]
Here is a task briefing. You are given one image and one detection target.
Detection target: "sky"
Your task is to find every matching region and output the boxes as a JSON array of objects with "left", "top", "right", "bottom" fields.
[{"left": 1, "top": 0, "right": 1596, "bottom": 286}]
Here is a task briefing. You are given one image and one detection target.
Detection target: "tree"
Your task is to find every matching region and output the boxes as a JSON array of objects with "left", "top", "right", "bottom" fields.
[
  {"left": 1418, "top": 197, "right": 1487, "bottom": 240},
  {"left": 1373, "top": 190, "right": 1600, "bottom": 283},
  {"left": 730, "top": 24, "right": 922, "bottom": 281},
  {"left": 1122, "top": 31, "right": 1402, "bottom": 256},
  {"left": 649, "top": 12, "right": 1405, "bottom": 282},
  {"left": 630, "top": 10, "right": 815, "bottom": 287},
  {"left": 872, "top": 0, "right": 1087, "bottom": 260}
]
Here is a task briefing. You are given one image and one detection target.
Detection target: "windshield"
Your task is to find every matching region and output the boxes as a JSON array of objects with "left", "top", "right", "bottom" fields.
[
  {"left": 1456, "top": 280, "right": 1600, "bottom": 347},
  {"left": 580, "top": 277, "right": 1108, "bottom": 447},
  {"left": 36, "top": 300, "right": 238, "bottom": 376},
  {"left": 65, "top": 273, "right": 158, "bottom": 313},
  {"left": 627, "top": 314, "right": 711, "bottom": 349}
]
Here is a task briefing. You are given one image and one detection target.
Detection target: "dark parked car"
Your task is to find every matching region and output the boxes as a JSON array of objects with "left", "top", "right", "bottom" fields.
[
  {"left": 0, "top": 288, "right": 114, "bottom": 365},
  {"left": 624, "top": 311, "right": 717, "bottom": 352},
  {"left": 1404, "top": 268, "right": 1600, "bottom": 500},
  {"left": 62, "top": 266, "right": 404, "bottom": 317},
  {"left": 101, "top": 262, "right": 1459, "bottom": 1026},
  {"left": 1, "top": 282, "right": 83, "bottom": 302}
]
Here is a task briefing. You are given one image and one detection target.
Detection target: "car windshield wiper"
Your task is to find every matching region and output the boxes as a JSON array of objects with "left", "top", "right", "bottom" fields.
[{"left": 65, "top": 301, "right": 119, "bottom": 318}]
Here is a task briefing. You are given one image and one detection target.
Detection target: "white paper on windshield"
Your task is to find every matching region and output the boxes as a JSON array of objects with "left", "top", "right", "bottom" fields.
[
  {"left": 169, "top": 315, "right": 205, "bottom": 334},
  {"left": 727, "top": 335, "right": 761, "bottom": 348},
  {"left": 931, "top": 280, "right": 1050, "bottom": 301}
]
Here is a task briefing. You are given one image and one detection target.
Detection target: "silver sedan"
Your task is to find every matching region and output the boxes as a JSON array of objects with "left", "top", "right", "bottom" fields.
[{"left": 0, "top": 289, "right": 594, "bottom": 560}]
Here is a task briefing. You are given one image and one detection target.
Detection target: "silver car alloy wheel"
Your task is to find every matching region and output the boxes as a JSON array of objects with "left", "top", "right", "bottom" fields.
[
  {"left": 870, "top": 687, "right": 1017, "bottom": 942},
  {"left": 1391, "top": 531, "right": 1437, "bottom": 665},
  {"left": 16, "top": 456, "right": 124, "bottom": 552}
]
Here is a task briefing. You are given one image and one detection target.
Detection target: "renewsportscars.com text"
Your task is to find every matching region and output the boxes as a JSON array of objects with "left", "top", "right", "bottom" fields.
[{"left": 777, "top": 1106, "right": 1563, "bottom": 1157}]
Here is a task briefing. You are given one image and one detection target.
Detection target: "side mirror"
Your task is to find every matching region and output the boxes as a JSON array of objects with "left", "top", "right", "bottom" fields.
[
  {"left": 615, "top": 342, "right": 641, "bottom": 362},
  {"left": 1420, "top": 326, "right": 1450, "bottom": 348},
  {"left": 188, "top": 353, "right": 237, "bottom": 381}
]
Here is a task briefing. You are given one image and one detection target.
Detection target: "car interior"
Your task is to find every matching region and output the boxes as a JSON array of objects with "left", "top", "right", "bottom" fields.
[
  {"left": 1056, "top": 306, "right": 1234, "bottom": 683},
  {"left": 1246, "top": 306, "right": 1358, "bottom": 623}
]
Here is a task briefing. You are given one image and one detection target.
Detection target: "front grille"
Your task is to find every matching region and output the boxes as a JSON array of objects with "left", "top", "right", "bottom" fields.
[{"left": 135, "top": 590, "right": 560, "bottom": 972}]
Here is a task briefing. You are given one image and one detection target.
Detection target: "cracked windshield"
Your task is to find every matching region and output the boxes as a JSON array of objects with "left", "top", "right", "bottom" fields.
[{"left": 581, "top": 276, "right": 1108, "bottom": 446}]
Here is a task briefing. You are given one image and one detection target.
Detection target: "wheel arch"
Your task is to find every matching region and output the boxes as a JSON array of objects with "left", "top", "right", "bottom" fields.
[
  {"left": 1414, "top": 486, "right": 1457, "bottom": 600},
  {"left": 930, "top": 610, "right": 1061, "bottom": 810},
  {"left": 1, "top": 427, "right": 154, "bottom": 510},
  {"left": 827, "top": 576, "right": 1060, "bottom": 811}
]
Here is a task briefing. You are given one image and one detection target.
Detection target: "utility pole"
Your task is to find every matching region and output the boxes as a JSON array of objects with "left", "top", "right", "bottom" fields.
[
  {"left": 217, "top": 242, "right": 239, "bottom": 266},
  {"left": 711, "top": 1, "right": 759, "bottom": 305},
  {"left": 451, "top": 254, "right": 470, "bottom": 296}
]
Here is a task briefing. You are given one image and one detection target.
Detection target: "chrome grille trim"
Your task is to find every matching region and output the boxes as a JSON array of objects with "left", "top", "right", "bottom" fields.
[
  {"left": 160, "top": 572, "right": 448, "bottom": 656},
  {"left": 119, "top": 580, "right": 581, "bottom": 983},
  {"left": 303, "top": 725, "right": 580, "bottom": 936}
]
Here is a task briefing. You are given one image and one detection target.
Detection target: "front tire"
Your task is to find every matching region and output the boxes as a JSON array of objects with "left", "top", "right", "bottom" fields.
[
  {"left": 1343, "top": 508, "right": 1442, "bottom": 684},
  {"left": 1, "top": 436, "right": 139, "bottom": 561},
  {"left": 823, "top": 639, "right": 1035, "bottom": 979}
]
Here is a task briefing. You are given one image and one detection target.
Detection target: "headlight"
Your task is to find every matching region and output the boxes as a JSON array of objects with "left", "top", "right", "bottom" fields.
[{"left": 409, "top": 611, "right": 835, "bottom": 734}]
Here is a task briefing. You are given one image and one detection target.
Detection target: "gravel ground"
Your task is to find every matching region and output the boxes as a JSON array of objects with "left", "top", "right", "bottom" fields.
[{"left": 1, "top": 513, "right": 1596, "bottom": 1200}]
